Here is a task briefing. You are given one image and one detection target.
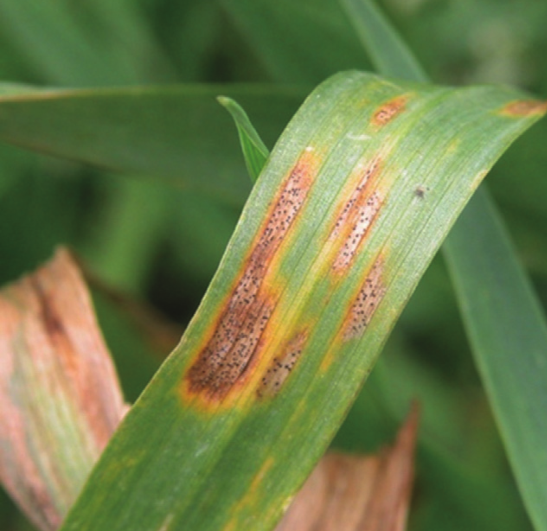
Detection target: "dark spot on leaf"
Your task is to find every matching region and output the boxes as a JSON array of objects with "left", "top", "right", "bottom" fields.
[
  {"left": 329, "top": 158, "right": 383, "bottom": 273},
  {"left": 256, "top": 331, "right": 308, "bottom": 398}
]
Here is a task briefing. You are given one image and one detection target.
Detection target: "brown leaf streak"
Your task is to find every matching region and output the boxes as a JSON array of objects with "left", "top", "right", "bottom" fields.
[
  {"left": 0, "top": 248, "right": 126, "bottom": 531},
  {"left": 30, "top": 277, "right": 65, "bottom": 338},
  {"left": 186, "top": 154, "right": 316, "bottom": 402},
  {"left": 372, "top": 96, "right": 407, "bottom": 126},
  {"left": 500, "top": 99, "right": 547, "bottom": 117},
  {"left": 343, "top": 257, "right": 386, "bottom": 341},
  {"left": 330, "top": 159, "right": 383, "bottom": 273},
  {"left": 257, "top": 331, "right": 308, "bottom": 398}
]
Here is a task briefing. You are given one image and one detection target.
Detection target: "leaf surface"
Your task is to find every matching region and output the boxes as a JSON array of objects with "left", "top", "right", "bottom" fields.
[{"left": 57, "top": 71, "right": 545, "bottom": 531}]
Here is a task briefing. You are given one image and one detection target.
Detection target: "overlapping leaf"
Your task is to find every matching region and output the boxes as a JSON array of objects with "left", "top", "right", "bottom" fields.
[
  {"left": 0, "top": 249, "right": 127, "bottom": 531},
  {"left": 338, "top": 1, "right": 547, "bottom": 528},
  {"left": 0, "top": 85, "right": 303, "bottom": 203}
]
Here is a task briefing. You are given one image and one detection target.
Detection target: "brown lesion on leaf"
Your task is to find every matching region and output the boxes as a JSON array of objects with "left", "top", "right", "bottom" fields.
[
  {"left": 342, "top": 256, "right": 386, "bottom": 341},
  {"left": 185, "top": 152, "right": 318, "bottom": 403},
  {"left": 185, "top": 295, "right": 275, "bottom": 401},
  {"left": 372, "top": 96, "right": 408, "bottom": 126},
  {"left": 329, "top": 158, "right": 384, "bottom": 274},
  {"left": 500, "top": 99, "right": 547, "bottom": 117},
  {"left": 256, "top": 330, "right": 309, "bottom": 399},
  {"left": 30, "top": 277, "right": 65, "bottom": 338}
]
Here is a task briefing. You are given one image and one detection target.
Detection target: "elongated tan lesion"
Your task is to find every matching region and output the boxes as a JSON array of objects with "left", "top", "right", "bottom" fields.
[
  {"left": 342, "top": 257, "right": 386, "bottom": 340},
  {"left": 330, "top": 159, "right": 384, "bottom": 273},
  {"left": 256, "top": 331, "right": 308, "bottom": 398},
  {"left": 185, "top": 153, "right": 317, "bottom": 401},
  {"left": 500, "top": 99, "right": 547, "bottom": 117},
  {"left": 372, "top": 96, "right": 408, "bottom": 126}
]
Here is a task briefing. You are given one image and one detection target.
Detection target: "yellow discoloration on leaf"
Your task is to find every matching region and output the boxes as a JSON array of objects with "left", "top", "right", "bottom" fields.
[
  {"left": 372, "top": 95, "right": 409, "bottom": 126},
  {"left": 182, "top": 151, "right": 321, "bottom": 408},
  {"left": 499, "top": 99, "right": 547, "bottom": 117},
  {"left": 181, "top": 144, "right": 393, "bottom": 405},
  {"left": 323, "top": 153, "right": 389, "bottom": 278},
  {"left": 248, "top": 152, "right": 391, "bottom": 392},
  {"left": 446, "top": 138, "right": 461, "bottom": 154},
  {"left": 222, "top": 458, "right": 275, "bottom": 531}
]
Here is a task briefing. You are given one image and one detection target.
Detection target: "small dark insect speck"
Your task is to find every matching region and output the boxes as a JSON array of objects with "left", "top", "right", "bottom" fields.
[{"left": 414, "top": 186, "right": 427, "bottom": 199}]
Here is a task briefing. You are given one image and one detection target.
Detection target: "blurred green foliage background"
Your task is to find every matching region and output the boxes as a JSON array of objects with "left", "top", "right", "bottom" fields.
[{"left": 0, "top": 0, "right": 546, "bottom": 530}]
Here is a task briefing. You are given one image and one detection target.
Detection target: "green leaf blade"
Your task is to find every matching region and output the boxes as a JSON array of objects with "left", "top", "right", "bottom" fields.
[
  {"left": 58, "top": 72, "right": 544, "bottom": 531},
  {"left": 340, "top": 0, "right": 428, "bottom": 83},
  {"left": 445, "top": 188, "right": 547, "bottom": 530},
  {"left": 0, "top": 85, "right": 304, "bottom": 203}
]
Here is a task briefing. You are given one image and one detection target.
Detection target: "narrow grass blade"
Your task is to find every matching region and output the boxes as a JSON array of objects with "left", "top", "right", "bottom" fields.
[
  {"left": 0, "top": 0, "right": 172, "bottom": 87},
  {"left": 339, "top": 1, "right": 547, "bottom": 527},
  {"left": 218, "top": 96, "right": 269, "bottom": 182},
  {"left": 58, "top": 71, "right": 544, "bottom": 531},
  {"left": 340, "top": 0, "right": 428, "bottom": 83},
  {"left": 444, "top": 189, "right": 547, "bottom": 529},
  {"left": 0, "top": 0, "right": 131, "bottom": 86},
  {"left": 0, "top": 85, "right": 303, "bottom": 204},
  {"left": 221, "top": 0, "right": 370, "bottom": 84}
]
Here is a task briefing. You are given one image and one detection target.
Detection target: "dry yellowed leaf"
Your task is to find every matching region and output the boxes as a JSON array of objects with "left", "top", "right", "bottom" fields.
[
  {"left": 0, "top": 248, "right": 127, "bottom": 531},
  {"left": 277, "top": 405, "right": 419, "bottom": 531}
]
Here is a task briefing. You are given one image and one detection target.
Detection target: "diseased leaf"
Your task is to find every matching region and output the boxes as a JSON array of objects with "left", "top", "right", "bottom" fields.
[
  {"left": 277, "top": 405, "right": 418, "bottom": 531},
  {"left": 57, "top": 71, "right": 545, "bottom": 531},
  {"left": 0, "top": 248, "right": 127, "bottom": 531},
  {"left": 218, "top": 96, "right": 269, "bottom": 182}
]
